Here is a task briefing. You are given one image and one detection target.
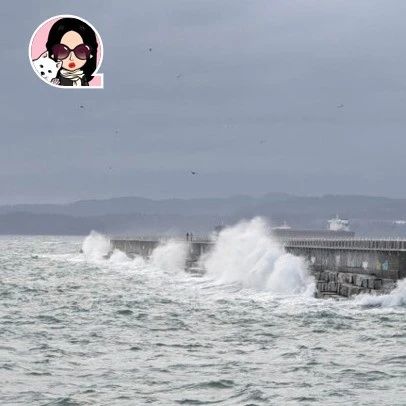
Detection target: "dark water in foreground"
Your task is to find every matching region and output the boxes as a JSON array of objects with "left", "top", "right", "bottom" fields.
[{"left": 0, "top": 236, "right": 405, "bottom": 405}]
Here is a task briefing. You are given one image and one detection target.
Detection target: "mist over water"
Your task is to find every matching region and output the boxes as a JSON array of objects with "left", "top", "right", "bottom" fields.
[{"left": 1, "top": 233, "right": 405, "bottom": 405}]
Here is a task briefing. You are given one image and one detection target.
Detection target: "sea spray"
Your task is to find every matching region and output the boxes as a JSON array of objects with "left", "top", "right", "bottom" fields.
[
  {"left": 355, "top": 278, "right": 406, "bottom": 307},
  {"left": 81, "top": 232, "right": 145, "bottom": 267},
  {"left": 80, "top": 225, "right": 314, "bottom": 295},
  {"left": 150, "top": 240, "right": 188, "bottom": 272},
  {"left": 81, "top": 232, "right": 186, "bottom": 271},
  {"left": 81, "top": 231, "right": 111, "bottom": 261},
  {"left": 109, "top": 249, "right": 133, "bottom": 264},
  {"left": 201, "top": 217, "right": 315, "bottom": 295}
]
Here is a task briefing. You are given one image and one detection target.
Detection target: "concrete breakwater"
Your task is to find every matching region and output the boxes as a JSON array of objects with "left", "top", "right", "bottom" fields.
[
  {"left": 313, "top": 270, "right": 396, "bottom": 299},
  {"left": 110, "top": 237, "right": 405, "bottom": 298},
  {"left": 286, "top": 239, "right": 404, "bottom": 298}
]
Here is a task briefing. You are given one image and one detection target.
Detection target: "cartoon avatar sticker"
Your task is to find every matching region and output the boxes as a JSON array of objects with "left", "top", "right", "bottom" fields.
[{"left": 29, "top": 15, "right": 104, "bottom": 88}]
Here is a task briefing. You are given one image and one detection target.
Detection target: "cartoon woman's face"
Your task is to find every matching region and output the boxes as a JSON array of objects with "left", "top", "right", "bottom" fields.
[{"left": 57, "top": 31, "right": 90, "bottom": 71}]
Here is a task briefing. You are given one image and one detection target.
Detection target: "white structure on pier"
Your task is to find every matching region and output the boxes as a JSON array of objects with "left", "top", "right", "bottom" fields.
[{"left": 328, "top": 215, "right": 350, "bottom": 232}]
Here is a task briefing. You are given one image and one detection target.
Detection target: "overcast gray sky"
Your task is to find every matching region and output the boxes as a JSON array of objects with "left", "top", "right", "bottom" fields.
[{"left": 1, "top": 0, "right": 406, "bottom": 203}]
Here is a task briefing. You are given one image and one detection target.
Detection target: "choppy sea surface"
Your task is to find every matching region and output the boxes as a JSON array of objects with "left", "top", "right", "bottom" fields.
[{"left": 1, "top": 233, "right": 405, "bottom": 406}]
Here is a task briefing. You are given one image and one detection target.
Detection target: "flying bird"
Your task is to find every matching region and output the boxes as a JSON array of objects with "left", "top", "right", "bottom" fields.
[
  {"left": 191, "top": 171, "right": 198, "bottom": 175},
  {"left": 337, "top": 104, "right": 344, "bottom": 108},
  {"left": 176, "top": 73, "right": 183, "bottom": 79},
  {"left": 79, "top": 105, "right": 84, "bottom": 109}
]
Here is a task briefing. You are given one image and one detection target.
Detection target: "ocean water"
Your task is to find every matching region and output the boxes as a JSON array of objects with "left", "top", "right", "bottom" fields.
[{"left": 1, "top": 229, "right": 406, "bottom": 405}]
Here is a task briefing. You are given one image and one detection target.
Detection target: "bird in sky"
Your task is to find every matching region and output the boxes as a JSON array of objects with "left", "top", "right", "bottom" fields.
[
  {"left": 191, "top": 171, "right": 198, "bottom": 175},
  {"left": 337, "top": 104, "right": 344, "bottom": 108}
]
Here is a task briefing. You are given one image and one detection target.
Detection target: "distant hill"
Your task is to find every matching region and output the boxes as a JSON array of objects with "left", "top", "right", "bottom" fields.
[{"left": 0, "top": 194, "right": 406, "bottom": 236}]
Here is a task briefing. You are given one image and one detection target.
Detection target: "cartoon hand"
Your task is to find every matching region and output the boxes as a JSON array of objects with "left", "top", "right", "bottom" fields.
[{"left": 51, "top": 78, "right": 60, "bottom": 85}]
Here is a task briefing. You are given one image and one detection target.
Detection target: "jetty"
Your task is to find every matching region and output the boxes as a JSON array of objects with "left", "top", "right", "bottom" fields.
[{"left": 110, "top": 237, "right": 406, "bottom": 298}]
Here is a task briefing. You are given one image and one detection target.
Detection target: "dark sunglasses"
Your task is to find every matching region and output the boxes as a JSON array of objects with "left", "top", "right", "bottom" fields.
[{"left": 51, "top": 43, "right": 92, "bottom": 61}]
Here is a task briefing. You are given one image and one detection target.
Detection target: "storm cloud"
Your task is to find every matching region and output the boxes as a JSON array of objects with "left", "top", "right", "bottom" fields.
[{"left": 1, "top": 0, "right": 406, "bottom": 203}]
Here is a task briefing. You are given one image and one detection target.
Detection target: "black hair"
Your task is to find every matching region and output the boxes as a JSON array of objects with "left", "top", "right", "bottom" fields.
[{"left": 46, "top": 17, "right": 98, "bottom": 82}]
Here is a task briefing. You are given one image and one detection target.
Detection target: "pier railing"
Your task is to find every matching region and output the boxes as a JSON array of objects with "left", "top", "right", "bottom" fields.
[
  {"left": 111, "top": 235, "right": 213, "bottom": 243},
  {"left": 284, "top": 238, "right": 406, "bottom": 251},
  {"left": 111, "top": 236, "right": 406, "bottom": 252}
]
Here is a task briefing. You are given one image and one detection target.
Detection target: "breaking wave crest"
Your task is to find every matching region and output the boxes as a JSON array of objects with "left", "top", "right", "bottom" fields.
[
  {"left": 150, "top": 240, "right": 188, "bottom": 272},
  {"left": 81, "top": 231, "right": 187, "bottom": 271},
  {"left": 81, "top": 231, "right": 111, "bottom": 261},
  {"left": 79, "top": 227, "right": 405, "bottom": 304},
  {"left": 355, "top": 278, "right": 406, "bottom": 307},
  {"left": 201, "top": 218, "right": 315, "bottom": 295},
  {"left": 81, "top": 220, "right": 314, "bottom": 296}
]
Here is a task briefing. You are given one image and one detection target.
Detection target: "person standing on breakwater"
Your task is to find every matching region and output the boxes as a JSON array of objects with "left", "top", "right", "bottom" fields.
[{"left": 186, "top": 232, "right": 189, "bottom": 241}]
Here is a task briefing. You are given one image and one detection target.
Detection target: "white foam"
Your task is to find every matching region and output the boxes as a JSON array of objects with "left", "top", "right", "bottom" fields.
[
  {"left": 201, "top": 217, "right": 315, "bottom": 295},
  {"left": 80, "top": 225, "right": 314, "bottom": 296},
  {"left": 80, "top": 233, "right": 188, "bottom": 272},
  {"left": 81, "top": 231, "right": 111, "bottom": 261},
  {"left": 109, "top": 249, "right": 133, "bottom": 264},
  {"left": 355, "top": 278, "right": 406, "bottom": 307},
  {"left": 150, "top": 240, "right": 187, "bottom": 272}
]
